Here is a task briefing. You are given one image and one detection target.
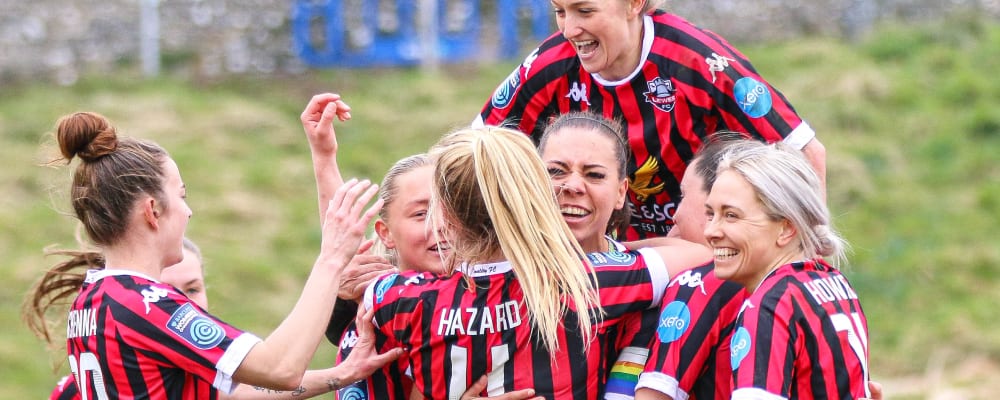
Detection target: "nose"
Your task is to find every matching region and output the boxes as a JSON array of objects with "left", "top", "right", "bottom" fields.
[
  {"left": 703, "top": 214, "right": 721, "bottom": 243},
  {"left": 561, "top": 13, "right": 583, "bottom": 39},
  {"left": 556, "top": 174, "right": 585, "bottom": 197}
]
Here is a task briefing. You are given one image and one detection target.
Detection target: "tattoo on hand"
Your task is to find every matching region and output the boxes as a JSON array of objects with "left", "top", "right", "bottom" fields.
[
  {"left": 326, "top": 378, "right": 344, "bottom": 392},
  {"left": 251, "top": 385, "right": 307, "bottom": 396}
]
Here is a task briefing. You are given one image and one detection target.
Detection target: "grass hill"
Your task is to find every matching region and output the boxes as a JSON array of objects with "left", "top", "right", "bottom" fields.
[{"left": 1, "top": 14, "right": 997, "bottom": 399}]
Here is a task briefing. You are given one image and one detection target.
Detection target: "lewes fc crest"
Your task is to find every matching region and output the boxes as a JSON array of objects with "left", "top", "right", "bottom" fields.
[{"left": 643, "top": 77, "right": 677, "bottom": 113}]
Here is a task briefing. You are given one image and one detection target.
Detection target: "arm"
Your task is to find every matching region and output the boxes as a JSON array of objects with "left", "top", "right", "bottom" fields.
[
  {"left": 800, "top": 137, "right": 827, "bottom": 200},
  {"left": 646, "top": 239, "right": 713, "bottom": 279},
  {"left": 225, "top": 308, "right": 404, "bottom": 399},
  {"left": 301, "top": 93, "right": 351, "bottom": 225},
  {"left": 634, "top": 388, "right": 673, "bottom": 400},
  {"left": 232, "top": 179, "right": 383, "bottom": 389}
]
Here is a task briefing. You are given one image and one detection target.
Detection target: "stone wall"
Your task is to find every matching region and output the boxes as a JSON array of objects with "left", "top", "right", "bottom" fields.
[{"left": 0, "top": 0, "right": 995, "bottom": 85}]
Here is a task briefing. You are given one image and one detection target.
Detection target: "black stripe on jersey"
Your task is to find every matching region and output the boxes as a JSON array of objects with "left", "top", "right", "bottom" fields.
[
  {"left": 525, "top": 57, "right": 584, "bottom": 142},
  {"left": 417, "top": 286, "right": 441, "bottom": 399},
  {"left": 749, "top": 278, "right": 785, "bottom": 390}
]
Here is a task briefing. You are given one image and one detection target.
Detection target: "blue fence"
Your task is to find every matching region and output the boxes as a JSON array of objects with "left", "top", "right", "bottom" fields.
[{"left": 291, "top": 0, "right": 553, "bottom": 68}]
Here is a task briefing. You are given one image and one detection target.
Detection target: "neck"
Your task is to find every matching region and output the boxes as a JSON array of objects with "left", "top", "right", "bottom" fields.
[
  {"left": 102, "top": 240, "right": 165, "bottom": 280},
  {"left": 746, "top": 250, "right": 806, "bottom": 293},
  {"left": 579, "top": 235, "right": 610, "bottom": 254}
]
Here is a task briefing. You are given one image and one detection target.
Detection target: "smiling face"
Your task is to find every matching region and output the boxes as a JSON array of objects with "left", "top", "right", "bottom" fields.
[
  {"left": 703, "top": 169, "right": 789, "bottom": 291},
  {"left": 552, "top": 0, "right": 645, "bottom": 81},
  {"left": 542, "top": 125, "right": 629, "bottom": 252},
  {"left": 375, "top": 165, "right": 448, "bottom": 273}
]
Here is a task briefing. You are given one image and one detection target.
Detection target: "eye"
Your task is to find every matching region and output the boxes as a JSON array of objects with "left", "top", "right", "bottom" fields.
[
  {"left": 586, "top": 171, "right": 606, "bottom": 180},
  {"left": 183, "top": 286, "right": 203, "bottom": 296},
  {"left": 579, "top": 8, "right": 595, "bottom": 15},
  {"left": 552, "top": 8, "right": 565, "bottom": 17},
  {"left": 547, "top": 167, "right": 566, "bottom": 177},
  {"left": 704, "top": 209, "right": 715, "bottom": 221},
  {"left": 725, "top": 212, "right": 739, "bottom": 220}
]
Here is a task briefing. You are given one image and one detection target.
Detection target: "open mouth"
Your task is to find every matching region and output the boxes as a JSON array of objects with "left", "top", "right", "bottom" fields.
[
  {"left": 429, "top": 242, "right": 451, "bottom": 252},
  {"left": 560, "top": 205, "right": 591, "bottom": 219},
  {"left": 573, "top": 40, "right": 598, "bottom": 56}
]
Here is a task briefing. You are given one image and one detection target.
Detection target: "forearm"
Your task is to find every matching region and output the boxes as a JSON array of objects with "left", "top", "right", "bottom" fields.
[
  {"left": 225, "top": 368, "right": 356, "bottom": 400},
  {"left": 234, "top": 263, "right": 343, "bottom": 389},
  {"left": 311, "top": 151, "right": 344, "bottom": 225},
  {"left": 800, "top": 138, "right": 827, "bottom": 199}
]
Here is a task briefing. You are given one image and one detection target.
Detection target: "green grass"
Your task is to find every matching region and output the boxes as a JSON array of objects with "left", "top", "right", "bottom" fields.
[{"left": 2, "top": 15, "right": 998, "bottom": 398}]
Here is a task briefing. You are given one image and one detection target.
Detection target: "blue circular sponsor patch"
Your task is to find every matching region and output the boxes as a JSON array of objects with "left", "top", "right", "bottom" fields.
[
  {"left": 339, "top": 386, "right": 367, "bottom": 400},
  {"left": 730, "top": 326, "right": 752, "bottom": 370},
  {"left": 656, "top": 301, "right": 691, "bottom": 343},
  {"left": 374, "top": 273, "right": 397, "bottom": 304},
  {"left": 733, "top": 77, "right": 772, "bottom": 118},
  {"left": 491, "top": 69, "right": 520, "bottom": 109}
]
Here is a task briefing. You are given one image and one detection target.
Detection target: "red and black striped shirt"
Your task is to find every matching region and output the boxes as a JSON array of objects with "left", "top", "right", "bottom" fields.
[
  {"left": 365, "top": 248, "right": 671, "bottom": 400},
  {"left": 730, "top": 259, "right": 869, "bottom": 400},
  {"left": 49, "top": 375, "right": 78, "bottom": 400},
  {"left": 478, "top": 11, "right": 814, "bottom": 240},
  {"left": 638, "top": 262, "right": 746, "bottom": 400},
  {"left": 66, "top": 269, "right": 260, "bottom": 399},
  {"left": 334, "top": 321, "right": 413, "bottom": 400}
]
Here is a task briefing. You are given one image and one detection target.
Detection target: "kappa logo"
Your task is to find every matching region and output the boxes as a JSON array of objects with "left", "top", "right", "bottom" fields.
[
  {"left": 141, "top": 285, "right": 171, "bottom": 314},
  {"left": 491, "top": 68, "right": 520, "bottom": 109},
  {"left": 643, "top": 77, "right": 677, "bottom": 112},
  {"left": 706, "top": 52, "right": 736, "bottom": 83},
  {"left": 671, "top": 269, "right": 707, "bottom": 295},
  {"left": 565, "top": 81, "right": 591, "bottom": 105},
  {"left": 733, "top": 77, "right": 773, "bottom": 118},
  {"left": 522, "top": 47, "right": 540, "bottom": 76}
]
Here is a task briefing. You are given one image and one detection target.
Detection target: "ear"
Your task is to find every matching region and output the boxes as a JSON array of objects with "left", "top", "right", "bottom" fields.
[
  {"left": 615, "top": 178, "right": 629, "bottom": 210},
  {"left": 374, "top": 219, "right": 395, "bottom": 249},
  {"left": 628, "top": 0, "right": 647, "bottom": 17},
  {"left": 775, "top": 218, "right": 797, "bottom": 248},
  {"left": 142, "top": 197, "right": 161, "bottom": 229}
]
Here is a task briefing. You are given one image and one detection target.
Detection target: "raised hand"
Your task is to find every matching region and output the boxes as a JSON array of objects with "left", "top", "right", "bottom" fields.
[
  {"left": 301, "top": 92, "right": 351, "bottom": 156},
  {"left": 318, "top": 179, "right": 383, "bottom": 273},
  {"left": 339, "top": 239, "right": 396, "bottom": 301}
]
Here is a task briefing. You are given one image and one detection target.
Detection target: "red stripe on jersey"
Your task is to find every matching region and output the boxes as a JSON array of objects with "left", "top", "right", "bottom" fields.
[
  {"left": 731, "top": 259, "right": 869, "bottom": 399},
  {"left": 640, "top": 262, "right": 746, "bottom": 400},
  {"left": 68, "top": 271, "right": 248, "bottom": 399},
  {"left": 368, "top": 251, "right": 668, "bottom": 400},
  {"left": 479, "top": 11, "right": 808, "bottom": 240}
]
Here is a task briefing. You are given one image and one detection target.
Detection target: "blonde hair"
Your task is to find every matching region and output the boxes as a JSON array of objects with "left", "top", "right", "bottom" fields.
[
  {"left": 717, "top": 141, "right": 849, "bottom": 268},
  {"left": 372, "top": 153, "right": 433, "bottom": 266},
  {"left": 429, "top": 125, "right": 602, "bottom": 352}
]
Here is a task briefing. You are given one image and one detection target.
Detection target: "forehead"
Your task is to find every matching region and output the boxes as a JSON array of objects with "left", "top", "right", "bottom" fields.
[
  {"left": 390, "top": 165, "right": 434, "bottom": 206},
  {"left": 544, "top": 126, "right": 619, "bottom": 158},
  {"left": 707, "top": 169, "right": 758, "bottom": 205}
]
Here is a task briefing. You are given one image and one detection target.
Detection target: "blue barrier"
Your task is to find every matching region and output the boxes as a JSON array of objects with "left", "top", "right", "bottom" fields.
[{"left": 292, "top": 0, "right": 552, "bottom": 68}]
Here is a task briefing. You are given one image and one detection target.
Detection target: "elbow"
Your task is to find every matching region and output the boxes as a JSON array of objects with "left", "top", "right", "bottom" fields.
[{"left": 269, "top": 371, "right": 305, "bottom": 391}]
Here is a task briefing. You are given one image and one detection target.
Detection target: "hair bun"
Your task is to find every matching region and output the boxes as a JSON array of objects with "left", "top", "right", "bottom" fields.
[{"left": 56, "top": 112, "right": 118, "bottom": 162}]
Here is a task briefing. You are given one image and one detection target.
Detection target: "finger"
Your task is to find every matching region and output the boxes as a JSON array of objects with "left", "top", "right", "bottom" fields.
[
  {"left": 320, "top": 102, "right": 338, "bottom": 128},
  {"left": 301, "top": 93, "right": 341, "bottom": 121},
  {"left": 348, "top": 183, "right": 379, "bottom": 220},
  {"left": 356, "top": 238, "right": 375, "bottom": 255},
  {"left": 333, "top": 99, "right": 352, "bottom": 121},
  {"left": 462, "top": 375, "right": 488, "bottom": 400}
]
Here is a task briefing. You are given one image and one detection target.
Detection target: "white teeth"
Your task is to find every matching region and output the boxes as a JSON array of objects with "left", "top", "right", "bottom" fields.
[
  {"left": 714, "top": 248, "right": 738, "bottom": 258},
  {"left": 560, "top": 206, "right": 589, "bottom": 216},
  {"left": 574, "top": 40, "right": 597, "bottom": 53}
]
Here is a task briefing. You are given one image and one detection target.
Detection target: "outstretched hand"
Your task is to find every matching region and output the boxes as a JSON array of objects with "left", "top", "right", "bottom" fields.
[
  {"left": 337, "top": 307, "right": 405, "bottom": 384},
  {"left": 318, "top": 178, "right": 383, "bottom": 273},
  {"left": 301, "top": 92, "right": 351, "bottom": 156},
  {"left": 339, "top": 239, "right": 396, "bottom": 301},
  {"left": 460, "top": 375, "right": 543, "bottom": 400}
]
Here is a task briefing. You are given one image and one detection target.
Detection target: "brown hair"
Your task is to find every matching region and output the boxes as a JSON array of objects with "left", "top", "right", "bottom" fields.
[
  {"left": 539, "top": 111, "right": 632, "bottom": 238},
  {"left": 56, "top": 112, "right": 170, "bottom": 246},
  {"left": 23, "top": 111, "right": 172, "bottom": 345}
]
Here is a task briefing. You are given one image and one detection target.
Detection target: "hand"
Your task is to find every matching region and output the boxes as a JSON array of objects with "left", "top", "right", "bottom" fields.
[
  {"left": 318, "top": 179, "right": 383, "bottom": 272},
  {"left": 338, "top": 307, "right": 405, "bottom": 383},
  {"left": 301, "top": 93, "right": 352, "bottom": 156},
  {"left": 861, "top": 380, "right": 883, "bottom": 400},
  {"left": 461, "top": 375, "right": 543, "bottom": 400},
  {"left": 340, "top": 239, "right": 396, "bottom": 301}
]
